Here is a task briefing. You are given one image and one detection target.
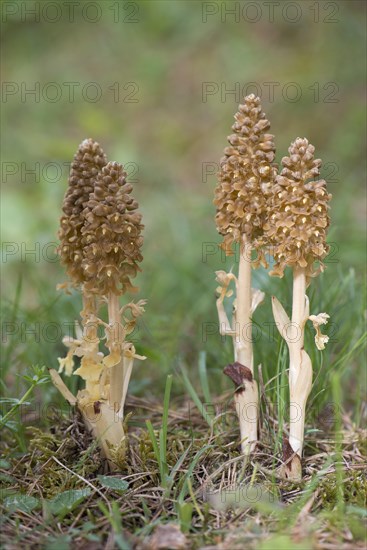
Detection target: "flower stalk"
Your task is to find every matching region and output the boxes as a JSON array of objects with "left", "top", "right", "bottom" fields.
[
  {"left": 236, "top": 236, "right": 253, "bottom": 368},
  {"left": 107, "top": 291, "right": 123, "bottom": 411}
]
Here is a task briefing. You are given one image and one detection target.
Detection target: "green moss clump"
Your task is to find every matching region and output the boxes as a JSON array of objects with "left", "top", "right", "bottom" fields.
[
  {"left": 24, "top": 414, "right": 103, "bottom": 499},
  {"left": 319, "top": 470, "right": 367, "bottom": 509}
]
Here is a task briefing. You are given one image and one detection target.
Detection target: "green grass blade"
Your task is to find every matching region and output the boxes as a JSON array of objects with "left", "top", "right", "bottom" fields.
[
  {"left": 198, "top": 351, "right": 211, "bottom": 404},
  {"left": 145, "top": 420, "right": 160, "bottom": 471},
  {"left": 178, "top": 444, "right": 213, "bottom": 502},
  {"left": 160, "top": 374, "right": 173, "bottom": 468},
  {"left": 179, "top": 363, "right": 214, "bottom": 428}
]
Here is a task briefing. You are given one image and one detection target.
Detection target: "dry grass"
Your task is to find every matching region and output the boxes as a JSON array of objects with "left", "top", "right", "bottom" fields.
[{"left": 1, "top": 394, "right": 366, "bottom": 549}]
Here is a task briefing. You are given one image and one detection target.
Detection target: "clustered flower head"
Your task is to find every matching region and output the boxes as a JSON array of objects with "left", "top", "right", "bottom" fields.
[
  {"left": 58, "top": 139, "right": 107, "bottom": 284},
  {"left": 81, "top": 161, "right": 143, "bottom": 296},
  {"left": 58, "top": 140, "right": 143, "bottom": 297},
  {"left": 263, "top": 138, "right": 332, "bottom": 278},
  {"left": 214, "top": 94, "right": 277, "bottom": 256}
]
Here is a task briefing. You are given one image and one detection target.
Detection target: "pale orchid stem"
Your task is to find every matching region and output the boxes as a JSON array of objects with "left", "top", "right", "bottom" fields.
[
  {"left": 235, "top": 380, "right": 259, "bottom": 455},
  {"left": 232, "top": 236, "right": 258, "bottom": 454},
  {"left": 236, "top": 236, "right": 253, "bottom": 370},
  {"left": 81, "top": 293, "right": 100, "bottom": 396},
  {"left": 215, "top": 237, "right": 260, "bottom": 454},
  {"left": 117, "top": 355, "right": 134, "bottom": 420},
  {"left": 289, "top": 267, "right": 311, "bottom": 457},
  {"left": 289, "top": 268, "right": 306, "bottom": 384},
  {"left": 107, "top": 292, "right": 124, "bottom": 411},
  {"left": 80, "top": 400, "right": 125, "bottom": 471}
]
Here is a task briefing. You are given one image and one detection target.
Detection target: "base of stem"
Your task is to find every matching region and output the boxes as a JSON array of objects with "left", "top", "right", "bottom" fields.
[{"left": 79, "top": 399, "right": 126, "bottom": 471}]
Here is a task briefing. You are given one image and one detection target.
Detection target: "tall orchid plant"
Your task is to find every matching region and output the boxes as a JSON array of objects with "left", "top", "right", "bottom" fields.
[
  {"left": 265, "top": 137, "right": 331, "bottom": 480},
  {"left": 214, "top": 95, "right": 277, "bottom": 454}
]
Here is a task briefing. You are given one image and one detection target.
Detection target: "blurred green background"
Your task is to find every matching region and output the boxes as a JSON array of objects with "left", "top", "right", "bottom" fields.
[{"left": 1, "top": 1, "right": 366, "bottom": 408}]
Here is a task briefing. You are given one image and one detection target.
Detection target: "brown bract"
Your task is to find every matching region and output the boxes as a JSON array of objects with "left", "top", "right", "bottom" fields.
[
  {"left": 282, "top": 436, "right": 302, "bottom": 481},
  {"left": 263, "top": 137, "right": 331, "bottom": 278},
  {"left": 214, "top": 94, "right": 277, "bottom": 257},
  {"left": 58, "top": 139, "right": 107, "bottom": 284},
  {"left": 224, "top": 362, "right": 253, "bottom": 388},
  {"left": 81, "top": 161, "right": 143, "bottom": 296}
]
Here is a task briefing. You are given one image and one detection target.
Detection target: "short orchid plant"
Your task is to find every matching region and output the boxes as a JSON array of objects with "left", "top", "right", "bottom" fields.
[{"left": 51, "top": 139, "right": 146, "bottom": 469}]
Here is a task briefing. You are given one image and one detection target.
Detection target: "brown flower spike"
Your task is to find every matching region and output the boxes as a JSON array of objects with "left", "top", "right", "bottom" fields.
[
  {"left": 214, "top": 94, "right": 277, "bottom": 257},
  {"left": 264, "top": 137, "right": 331, "bottom": 277},
  {"left": 58, "top": 138, "right": 107, "bottom": 284},
  {"left": 81, "top": 161, "right": 143, "bottom": 297}
]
